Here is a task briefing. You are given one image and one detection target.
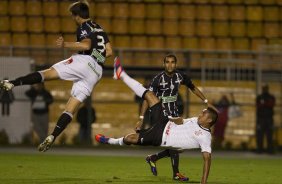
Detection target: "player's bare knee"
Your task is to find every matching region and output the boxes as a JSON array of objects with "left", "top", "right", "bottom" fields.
[
  {"left": 123, "top": 136, "right": 132, "bottom": 145},
  {"left": 144, "top": 91, "right": 159, "bottom": 106},
  {"left": 124, "top": 134, "right": 138, "bottom": 144},
  {"left": 144, "top": 91, "right": 154, "bottom": 98},
  {"left": 41, "top": 68, "right": 59, "bottom": 80},
  {"left": 65, "top": 97, "right": 82, "bottom": 114}
]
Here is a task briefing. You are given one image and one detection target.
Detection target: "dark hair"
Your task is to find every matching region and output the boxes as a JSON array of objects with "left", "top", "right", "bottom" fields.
[
  {"left": 207, "top": 107, "right": 218, "bottom": 126},
  {"left": 69, "top": 2, "right": 89, "bottom": 19},
  {"left": 163, "top": 54, "right": 177, "bottom": 63}
]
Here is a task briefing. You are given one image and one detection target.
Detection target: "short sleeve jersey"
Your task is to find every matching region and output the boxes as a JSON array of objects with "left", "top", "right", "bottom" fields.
[
  {"left": 149, "top": 70, "right": 194, "bottom": 117},
  {"left": 77, "top": 20, "right": 110, "bottom": 63},
  {"left": 161, "top": 117, "right": 212, "bottom": 153}
]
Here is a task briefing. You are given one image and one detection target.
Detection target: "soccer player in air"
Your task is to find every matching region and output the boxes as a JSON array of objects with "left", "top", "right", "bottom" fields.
[
  {"left": 138, "top": 54, "right": 209, "bottom": 181},
  {"left": 0, "top": 1, "right": 112, "bottom": 152},
  {"left": 96, "top": 57, "right": 218, "bottom": 184}
]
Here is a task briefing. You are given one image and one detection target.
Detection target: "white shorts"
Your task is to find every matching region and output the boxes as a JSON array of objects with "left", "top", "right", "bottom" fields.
[{"left": 52, "top": 54, "right": 102, "bottom": 102}]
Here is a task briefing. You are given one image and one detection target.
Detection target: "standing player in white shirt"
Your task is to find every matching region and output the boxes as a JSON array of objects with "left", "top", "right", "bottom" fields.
[
  {"left": 96, "top": 57, "right": 218, "bottom": 184},
  {"left": 0, "top": 1, "right": 112, "bottom": 152}
]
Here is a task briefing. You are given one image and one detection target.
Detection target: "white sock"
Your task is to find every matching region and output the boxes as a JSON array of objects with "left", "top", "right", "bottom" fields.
[
  {"left": 120, "top": 72, "right": 147, "bottom": 98},
  {"left": 108, "top": 137, "right": 124, "bottom": 146}
]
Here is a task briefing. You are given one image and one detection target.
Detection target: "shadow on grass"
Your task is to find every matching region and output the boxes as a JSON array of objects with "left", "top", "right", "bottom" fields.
[
  {"left": 1, "top": 178, "right": 98, "bottom": 184},
  {"left": 2, "top": 178, "right": 229, "bottom": 184}
]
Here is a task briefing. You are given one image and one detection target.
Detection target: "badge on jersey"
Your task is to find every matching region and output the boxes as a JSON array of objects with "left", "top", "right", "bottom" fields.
[{"left": 64, "top": 58, "right": 73, "bottom": 65}]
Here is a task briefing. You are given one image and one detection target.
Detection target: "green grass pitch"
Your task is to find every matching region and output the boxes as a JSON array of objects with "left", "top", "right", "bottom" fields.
[{"left": 0, "top": 151, "right": 281, "bottom": 184}]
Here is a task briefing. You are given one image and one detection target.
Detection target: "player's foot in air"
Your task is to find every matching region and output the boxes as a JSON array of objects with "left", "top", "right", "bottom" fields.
[
  {"left": 95, "top": 134, "right": 109, "bottom": 144},
  {"left": 173, "top": 173, "right": 189, "bottom": 182},
  {"left": 0, "top": 80, "right": 14, "bottom": 91},
  {"left": 145, "top": 155, "right": 158, "bottom": 176},
  {"left": 38, "top": 135, "right": 54, "bottom": 152},
  {"left": 113, "top": 56, "right": 124, "bottom": 80}
]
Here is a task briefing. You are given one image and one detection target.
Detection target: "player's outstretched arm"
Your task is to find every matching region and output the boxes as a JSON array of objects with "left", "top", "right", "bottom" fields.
[
  {"left": 201, "top": 152, "right": 211, "bottom": 184},
  {"left": 135, "top": 120, "right": 143, "bottom": 133},
  {"left": 139, "top": 100, "right": 149, "bottom": 126},
  {"left": 190, "top": 86, "right": 209, "bottom": 105},
  {"left": 95, "top": 132, "right": 139, "bottom": 146}
]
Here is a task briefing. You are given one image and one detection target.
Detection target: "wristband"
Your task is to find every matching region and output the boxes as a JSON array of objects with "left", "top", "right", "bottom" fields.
[
  {"left": 139, "top": 116, "right": 144, "bottom": 120},
  {"left": 204, "top": 99, "right": 208, "bottom": 104}
]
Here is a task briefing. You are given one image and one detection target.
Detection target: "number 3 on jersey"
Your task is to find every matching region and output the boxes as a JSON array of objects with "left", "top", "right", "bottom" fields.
[{"left": 97, "top": 35, "right": 105, "bottom": 53}]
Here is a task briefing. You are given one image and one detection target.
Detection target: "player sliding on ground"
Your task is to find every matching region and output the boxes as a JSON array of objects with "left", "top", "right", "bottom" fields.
[
  {"left": 96, "top": 57, "right": 218, "bottom": 184},
  {"left": 140, "top": 54, "right": 210, "bottom": 181}
]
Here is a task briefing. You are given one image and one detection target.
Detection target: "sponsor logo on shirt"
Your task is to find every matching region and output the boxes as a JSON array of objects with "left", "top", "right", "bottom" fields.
[
  {"left": 88, "top": 62, "right": 101, "bottom": 77},
  {"left": 91, "top": 49, "right": 105, "bottom": 63},
  {"left": 80, "top": 30, "right": 88, "bottom": 37},
  {"left": 194, "top": 130, "right": 203, "bottom": 136},
  {"left": 165, "top": 123, "right": 172, "bottom": 136},
  {"left": 159, "top": 95, "right": 178, "bottom": 103}
]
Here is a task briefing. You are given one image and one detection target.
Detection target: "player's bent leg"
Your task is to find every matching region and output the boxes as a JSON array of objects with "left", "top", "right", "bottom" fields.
[
  {"left": 38, "top": 135, "right": 55, "bottom": 152},
  {"left": 95, "top": 134, "right": 125, "bottom": 146},
  {"left": 64, "top": 96, "right": 82, "bottom": 114},
  {"left": 95, "top": 134, "right": 110, "bottom": 144},
  {"left": 113, "top": 57, "right": 147, "bottom": 98},
  {"left": 0, "top": 80, "right": 14, "bottom": 91},
  {"left": 0, "top": 71, "right": 46, "bottom": 90},
  {"left": 96, "top": 133, "right": 138, "bottom": 146},
  {"left": 124, "top": 133, "right": 139, "bottom": 145},
  {"left": 143, "top": 91, "right": 160, "bottom": 108},
  {"left": 0, "top": 67, "right": 59, "bottom": 91},
  {"left": 146, "top": 155, "right": 158, "bottom": 176},
  {"left": 41, "top": 67, "right": 60, "bottom": 81},
  {"left": 145, "top": 149, "right": 170, "bottom": 176},
  {"left": 38, "top": 97, "right": 80, "bottom": 152},
  {"left": 169, "top": 149, "right": 181, "bottom": 178},
  {"left": 173, "top": 173, "right": 189, "bottom": 182},
  {"left": 50, "top": 96, "right": 81, "bottom": 139},
  {"left": 150, "top": 149, "right": 170, "bottom": 161},
  {"left": 113, "top": 56, "right": 124, "bottom": 80},
  {"left": 38, "top": 112, "right": 73, "bottom": 152}
]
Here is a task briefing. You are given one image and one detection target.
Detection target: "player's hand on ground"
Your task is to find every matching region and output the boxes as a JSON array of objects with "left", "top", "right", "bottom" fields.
[
  {"left": 56, "top": 36, "right": 64, "bottom": 48},
  {"left": 135, "top": 120, "right": 142, "bottom": 133}
]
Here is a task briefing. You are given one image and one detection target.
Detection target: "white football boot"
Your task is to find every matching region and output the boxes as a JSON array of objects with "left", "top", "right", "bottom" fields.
[
  {"left": 0, "top": 80, "right": 14, "bottom": 91},
  {"left": 38, "top": 135, "right": 55, "bottom": 152}
]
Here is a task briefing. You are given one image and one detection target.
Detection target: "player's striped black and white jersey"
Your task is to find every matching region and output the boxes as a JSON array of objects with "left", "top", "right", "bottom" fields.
[
  {"left": 149, "top": 70, "right": 195, "bottom": 117},
  {"left": 77, "top": 20, "right": 110, "bottom": 64}
]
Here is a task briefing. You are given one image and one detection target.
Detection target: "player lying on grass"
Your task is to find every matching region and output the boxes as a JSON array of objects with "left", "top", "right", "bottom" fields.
[{"left": 96, "top": 57, "right": 218, "bottom": 184}]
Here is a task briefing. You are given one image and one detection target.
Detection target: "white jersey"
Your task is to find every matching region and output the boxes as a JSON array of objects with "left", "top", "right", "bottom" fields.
[{"left": 161, "top": 117, "right": 212, "bottom": 153}]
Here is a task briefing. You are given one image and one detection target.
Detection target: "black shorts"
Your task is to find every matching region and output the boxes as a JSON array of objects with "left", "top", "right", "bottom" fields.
[{"left": 137, "top": 102, "right": 169, "bottom": 146}]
